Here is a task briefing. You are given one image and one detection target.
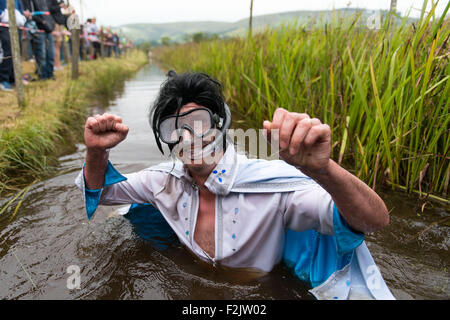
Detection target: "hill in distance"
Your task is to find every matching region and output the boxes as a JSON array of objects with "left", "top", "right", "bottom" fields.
[{"left": 116, "top": 8, "right": 409, "bottom": 44}]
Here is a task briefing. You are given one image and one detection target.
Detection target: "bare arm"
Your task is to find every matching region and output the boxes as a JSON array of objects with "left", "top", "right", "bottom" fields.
[
  {"left": 264, "top": 108, "right": 389, "bottom": 233},
  {"left": 83, "top": 113, "right": 129, "bottom": 189},
  {"left": 84, "top": 148, "right": 109, "bottom": 190},
  {"left": 302, "top": 160, "right": 389, "bottom": 233}
]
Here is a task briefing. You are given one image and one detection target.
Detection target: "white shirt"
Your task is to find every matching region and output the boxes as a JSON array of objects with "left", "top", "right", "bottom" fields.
[
  {"left": 86, "top": 22, "right": 99, "bottom": 42},
  {"left": 0, "top": 8, "right": 26, "bottom": 27},
  {"left": 76, "top": 144, "right": 337, "bottom": 273}
]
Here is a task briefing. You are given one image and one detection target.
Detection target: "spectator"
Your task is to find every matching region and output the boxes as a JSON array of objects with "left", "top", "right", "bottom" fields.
[
  {"left": 112, "top": 31, "right": 119, "bottom": 58},
  {"left": 105, "top": 27, "right": 113, "bottom": 57},
  {"left": 22, "top": 28, "right": 34, "bottom": 61},
  {"left": 22, "top": 0, "right": 56, "bottom": 80},
  {"left": 84, "top": 18, "right": 93, "bottom": 59},
  {"left": 86, "top": 17, "right": 100, "bottom": 59},
  {"left": 48, "top": 0, "right": 68, "bottom": 71},
  {"left": 79, "top": 22, "right": 86, "bottom": 60},
  {"left": 0, "top": 0, "right": 26, "bottom": 91}
]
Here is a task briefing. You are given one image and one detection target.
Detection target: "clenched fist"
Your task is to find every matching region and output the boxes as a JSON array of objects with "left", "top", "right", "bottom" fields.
[
  {"left": 263, "top": 108, "right": 331, "bottom": 175},
  {"left": 84, "top": 113, "right": 129, "bottom": 151}
]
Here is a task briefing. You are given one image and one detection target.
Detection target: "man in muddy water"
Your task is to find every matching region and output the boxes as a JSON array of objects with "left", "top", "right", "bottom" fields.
[{"left": 76, "top": 71, "right": 393, "bottom": 299}]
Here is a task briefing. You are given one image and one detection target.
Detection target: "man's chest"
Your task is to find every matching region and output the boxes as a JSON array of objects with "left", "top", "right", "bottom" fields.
[
  {"left": 194, "top": 191, "right": 216, "bottom": 258},
  {"left": 155, "top": 189, "right": 285, "bottom": 262}
]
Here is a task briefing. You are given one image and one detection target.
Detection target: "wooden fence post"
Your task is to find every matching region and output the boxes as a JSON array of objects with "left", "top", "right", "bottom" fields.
[
  {"left": 71, "top": 29, "right": 80, "bottom": 79},
  {"left": 67, "top": 13, "right": 80, "bottom": 79},
  {"left": 6, "top": 0, "right": 25, "bottom": 106},
  {"left": 249, "top": 0, "right": 253, "bottom": 38},
  {"left": 100, "top": 29, "right": 104, "bottom": 58}
]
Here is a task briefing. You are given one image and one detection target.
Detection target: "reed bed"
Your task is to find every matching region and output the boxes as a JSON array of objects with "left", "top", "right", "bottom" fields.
[
  {"left": 0, "top": 50, "right": 148, "bottom": 197},
  {"left": 155, "top": 3, "right": 450, "bottom": 201}
]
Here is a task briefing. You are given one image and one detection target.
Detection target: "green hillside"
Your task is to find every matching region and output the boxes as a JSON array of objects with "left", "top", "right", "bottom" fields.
[{"left": 117, "top": 8, "right": 409, "bottom": 44}]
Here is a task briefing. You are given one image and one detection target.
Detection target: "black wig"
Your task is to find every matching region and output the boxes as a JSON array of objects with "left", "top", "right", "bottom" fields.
[{"left": 150, "top": 71, "right": 227, "bottom": 154}]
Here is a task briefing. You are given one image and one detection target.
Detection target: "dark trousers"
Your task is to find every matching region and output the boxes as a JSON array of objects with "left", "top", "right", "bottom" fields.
[
  {"left": 0, "top": 26, "right": 15, "bottom": 83},
  {"left": 32, "top": 32, "right": 54, "bottom": 79},
  {"left": 93, "top": 41, "right": 101, "bottom": 59},
  {"left": 25, "top": 31, "right": 34, "bottom": 60}
]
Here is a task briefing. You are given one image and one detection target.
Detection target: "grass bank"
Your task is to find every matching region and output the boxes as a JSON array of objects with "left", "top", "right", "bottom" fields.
[
  {"left": 0, "top": 50, "right": 148, "bottom": 197},
  {"left": 154, "top": 4, "right": 449, "bottom": 202}
]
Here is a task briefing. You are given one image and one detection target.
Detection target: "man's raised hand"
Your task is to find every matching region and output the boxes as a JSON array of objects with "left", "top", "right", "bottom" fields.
[
  {"left": 84, "top": 113, "right": 129, "bottom": 151},
  {"left": 263, "top": 108, "right": 331, "bottom": 175}
]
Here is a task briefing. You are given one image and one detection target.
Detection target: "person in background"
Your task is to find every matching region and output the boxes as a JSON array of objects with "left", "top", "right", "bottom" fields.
[
  {"left": 59, "top": 2, "right": 73, "bottom": 64},
  {"left": 22, "top": 27, "right": 34, "bottom": 61},
  {"left": 98, "top": 25, "right": 104, "bottom": 57},
  {"left": 84, "top": 18, "right": 92, "bottom": 59},
  {"left": 22, "top": 0, "right": 56, "bottom": 80},
  {"left": 48, "top": 0, "right": 68, "bottom": 71},
  {"left": 52, "top": 20, "right": 62, "bottom": 69},
  {"left": 78, "top": 22, "right": 85, "bottom": 60},
  {"left": 86, "top": 17, "right": 100, "bottom": 59},
  {"left": 0, "top": 0, "right": 26, "bottom": 91},
  {"left": 105, "top": 27, "right": 113, "bottom": 57},
  {"left": 112, "top": 31, "right": 119, "bottom": 58}
]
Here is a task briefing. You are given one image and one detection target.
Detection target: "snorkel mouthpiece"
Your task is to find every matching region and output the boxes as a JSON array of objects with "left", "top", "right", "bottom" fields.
[
  {"left": 172, "top": 135, "right": 220, "bottom": 162},
  {"left": 170, "top": 103, "right": 231, "bottom": 163}
]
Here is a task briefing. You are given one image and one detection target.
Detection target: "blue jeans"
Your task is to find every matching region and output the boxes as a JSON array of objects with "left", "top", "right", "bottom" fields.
[
  {"left": 32, "top": 32, "right": 54, "bottom": 79},
  {"left": 26, "top": 31, "right": 33, "bottom": 60}
]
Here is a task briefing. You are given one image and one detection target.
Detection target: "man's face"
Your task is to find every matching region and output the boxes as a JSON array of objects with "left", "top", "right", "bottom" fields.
[{"left": 172, "top": 103, "right": 220, "bottom": 168}]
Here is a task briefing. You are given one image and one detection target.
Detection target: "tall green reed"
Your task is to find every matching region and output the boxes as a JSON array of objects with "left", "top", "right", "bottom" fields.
[{"left": 155, "top": 4, "right": 449, "bottom": 200}]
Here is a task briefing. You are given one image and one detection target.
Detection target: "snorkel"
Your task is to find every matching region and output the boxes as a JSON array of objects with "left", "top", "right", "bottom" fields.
[{"left": 170, "top": 103, "right": 231, "bottom": 162}]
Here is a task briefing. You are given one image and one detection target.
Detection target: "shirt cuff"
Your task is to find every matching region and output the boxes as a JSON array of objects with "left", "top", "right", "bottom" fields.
[
  {"left": 84, "top": 161, "right": 127, "bottom": 220},
  {"left": 332, "top": 204, "right": 365, "bottom": 255}
]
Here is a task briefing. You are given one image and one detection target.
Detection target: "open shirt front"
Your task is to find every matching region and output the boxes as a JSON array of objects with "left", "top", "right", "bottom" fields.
[{"left": 75, "top": 144, "right": 364, "bottom": 273}]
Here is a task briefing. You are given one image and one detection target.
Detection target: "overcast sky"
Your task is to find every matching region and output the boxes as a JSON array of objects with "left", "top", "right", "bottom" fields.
[{"left": 69, "top": 0, "right": 449, "bottom": 27}]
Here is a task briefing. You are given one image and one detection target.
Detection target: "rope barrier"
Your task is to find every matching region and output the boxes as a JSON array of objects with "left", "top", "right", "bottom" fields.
[
  {"left": 0, "top": 22, "right": 45, "bottom": 33},
  {"left": 1, "top": 24, "right": 133, "bottom": 46},
  {"left": 31, "top": 11, "right": 50, "bottom": 16}
]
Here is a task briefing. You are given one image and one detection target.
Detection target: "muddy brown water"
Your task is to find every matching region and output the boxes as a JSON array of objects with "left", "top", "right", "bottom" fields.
[{"left": 0, "top": 65, "right": 448, "bottom": 300}]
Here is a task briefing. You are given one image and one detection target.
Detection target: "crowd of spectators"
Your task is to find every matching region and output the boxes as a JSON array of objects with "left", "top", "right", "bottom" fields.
[{"left": 0, "top": 0, "right": 131, "bottom": 91}]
